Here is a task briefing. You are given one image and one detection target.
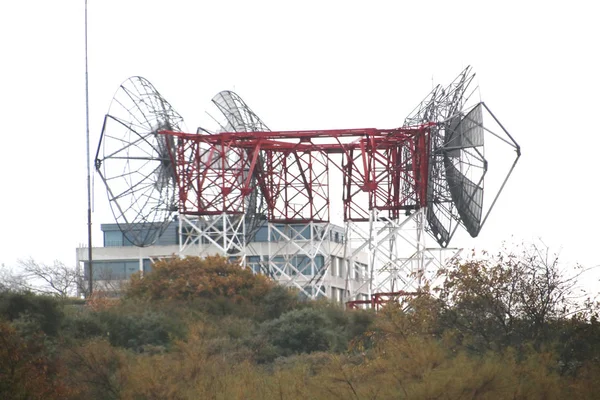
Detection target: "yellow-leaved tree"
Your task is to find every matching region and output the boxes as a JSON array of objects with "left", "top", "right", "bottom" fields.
[{"left": 126, "top": 256, "right": 274, "bottom": 305}]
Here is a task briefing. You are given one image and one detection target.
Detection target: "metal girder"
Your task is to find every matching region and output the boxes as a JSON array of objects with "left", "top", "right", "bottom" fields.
[{"left": 160, "top": 126, "right": 432, "bottom": 224}]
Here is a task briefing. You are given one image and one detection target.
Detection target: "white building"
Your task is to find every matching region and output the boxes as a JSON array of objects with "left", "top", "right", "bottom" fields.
[{"left": 76, "top": 219, "right": 371, "bottom": 302}]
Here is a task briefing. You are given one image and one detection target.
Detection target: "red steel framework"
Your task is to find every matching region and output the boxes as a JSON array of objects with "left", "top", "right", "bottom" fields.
[
  {"left": 160, "top": 125, "right": 432, "bottom": 224},
  {"left": 345, "top": 291, "right": 420, "bottom": 311}
]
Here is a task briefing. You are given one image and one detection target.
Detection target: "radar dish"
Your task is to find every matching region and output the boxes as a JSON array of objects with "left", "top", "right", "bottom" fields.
[
  {"left": 207, "top": 91, "right": 270, "bottom": 243},
  {"left": 212, "top": 91, "right": 270, "bottom": 132},
  {"left": 95, "top": 76, "right": 184, "bottom": 247},
  {"left": 443, "top": 103, "right": 485, "bottom": 237},
  {"left": 404, "top": 67, "right": 520, "bottom": 247}
]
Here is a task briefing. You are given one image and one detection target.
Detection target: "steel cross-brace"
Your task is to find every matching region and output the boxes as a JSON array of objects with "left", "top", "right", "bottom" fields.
[{"left": 159, "top": 125, "right": 432, "bottom": 225}]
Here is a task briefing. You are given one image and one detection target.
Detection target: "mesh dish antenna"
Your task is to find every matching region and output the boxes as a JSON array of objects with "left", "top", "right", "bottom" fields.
[
  {"left": 95, "top": 76, "right": 184, "bottom": 247},
  {"left": 211, "top": 90, "right": 270, "bottom": 132},
  {"left": 404, "top": 66, "right": 520, "bottom": 247},
  {"left": 201, "top": 91, "right": 271, "bottom": 244}
]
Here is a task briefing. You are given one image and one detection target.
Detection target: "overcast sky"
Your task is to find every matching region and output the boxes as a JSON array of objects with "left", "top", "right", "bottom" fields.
[{"left": 0, "top": 1, "right": 598, "bottom": 283}]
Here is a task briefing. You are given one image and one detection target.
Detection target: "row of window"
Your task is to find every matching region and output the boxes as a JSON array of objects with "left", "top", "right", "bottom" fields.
[
  {"left": 103, "top": 230, "right": 136, "bottom": 247},
  {"left": 246, "top": 255, "right": 325, "bottom": 276},
  {"left": 84, "top": 259, "right": 152, "bottom": 280},
  {"left": 330, "top": 256, "right": 368, "bottom": 280},
  {"left": 85, "top": 255, "right": 366, "bottom": 283},
  {"left": 244, "top": 255, "right": 367, "bottom": 281},
  {"left": 330, "top": 288, "right": 369, "bottom": 303},
  {"left": 83, "top": 258, "right": 369, "bottom": 304},
  {"left": 104, "top": 224, "right": 346, "bottom": 247}
]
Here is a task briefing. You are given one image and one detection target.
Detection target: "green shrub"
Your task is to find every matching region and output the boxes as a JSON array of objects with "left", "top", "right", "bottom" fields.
[
  {"left": 98, "top": 309, "right": 184, "bottom": 352},
  {"left": 262, "top": 308, "right": 334, "bottom": 357},
  {"left": 62, "top": 312, "right": 106, "bottom": 341},
  {"left": 258, "top": 285, "right": 299, "bottom": 320},
  {"left": 0, "top": 292, "right": 63, "bottom": 336}
]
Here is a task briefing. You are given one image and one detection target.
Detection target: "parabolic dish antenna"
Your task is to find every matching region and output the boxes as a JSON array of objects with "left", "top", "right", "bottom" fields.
[
  {"left": 95, "top": 76, "right": 184, "bottom": 247},
  {"left": 200, "top": 90, "right": 271, "bottom": 243},
  {"left": 404, "top": 66, "right": 520, "bottom": 247}
]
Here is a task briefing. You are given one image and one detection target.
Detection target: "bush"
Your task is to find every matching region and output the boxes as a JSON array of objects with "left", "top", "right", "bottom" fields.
[
  {"left": 0, "top": 321, "right": 71, "bottom": 399},
  {"left": 261, "top": 308, "right": 335, "bottom": 357},
  {"left": 258, "top": 284, "right": 299, "bottom": 320},
  {"left": 62, "top": 311, "right": 106, "bottom": 341},
  {"left": 98, "top": 309, "right": 184, "bottom": 352},
  {"left": 126, "top": 256, "right": 274, "bottom": 305},
  {"left": 0, "top": 291, "right": 63, "bottom": 336}
]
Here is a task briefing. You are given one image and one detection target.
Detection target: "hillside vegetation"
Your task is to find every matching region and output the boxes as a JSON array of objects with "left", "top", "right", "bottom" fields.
[{"left": 1, "top": 249, "right": 599, "bottom": 399}]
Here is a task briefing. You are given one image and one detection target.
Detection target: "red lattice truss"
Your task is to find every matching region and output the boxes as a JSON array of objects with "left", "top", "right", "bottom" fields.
[
  {"left": 160, "top": 126, "right": 431, "bottom": 223},
  {"left": 346, "top": 291, "right": 420, "bottom": 310}
]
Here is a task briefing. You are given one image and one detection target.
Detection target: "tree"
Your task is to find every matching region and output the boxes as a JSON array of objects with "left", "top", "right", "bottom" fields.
[
  {"left": 80, "top": 267, "right": 128, "bottom": 300},
  {"left": 126, "top": 256, "right": 274, "bottom": 305},
  {"left": 435, "top": 242, "right": 599, "bottom": 351},
  {"left": 20, "top": 258, "right": 81, "bottom": 297},
  {"left": 0, "top": 263, "right": 28, "bottom": 292},
  {"left": 0, "top": 321, "right": 71, "bottom": 399},
  {"left": 63, "top": 339, "right": 126, "bottom": 400},
  {"left": 261, "top": 308, "right": 334, "bottom": 356},
  {"left": 0, "top": 258, "right": 128, "bottom": 299},
  {"left": 0, "top": 259, "right": 81, "bottom": 298},
  {"left": 0, "top": 291, "right": 64, "bottom": 336}
]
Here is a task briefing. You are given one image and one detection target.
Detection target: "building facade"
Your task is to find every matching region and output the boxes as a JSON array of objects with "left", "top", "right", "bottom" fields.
[{"left": 76, "top": 220, "right": 371, "bottom": 302}]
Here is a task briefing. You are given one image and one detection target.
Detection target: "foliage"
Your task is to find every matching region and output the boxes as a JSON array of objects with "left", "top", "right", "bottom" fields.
[
  {"left": 62, "top": 310, "right": 106, "bottom": 341},
  {"left": 0, "top": 291, "right": 64, "bottom": 336},
  {"left": 63, "top": 339, "right": 127, "bottom": 400},
  {"left": 435, "top": 243, "right": 599, "bottom": 353},
  {"left": 98, "top": 307, "right": 184, "bottom": 352},
  {"left": 262, "top": 308, "right": 334, "bottom": 356},
  {"left": 17, "top": 258, "right": 81, "bottom": 297},
  {"left": 255, "top": 302, "right": 375, "bottom": 361},
  {"left": 0, "top": 321, "right": 71, "bottom": 399},
  {"left": 0, "top": 259, "right": 82, "bottom": 298},
  {"left": 126, "top": 256, "right": 274, "bottom": 305},
  {"left": 257, "top": 283, "right": 299, "bottom": 320},
  {"left": 85, "top": 290, "right": 120, "bottom": 312},
  {"left": 3, "top": 245, "right": 600, "bottom": 398}
]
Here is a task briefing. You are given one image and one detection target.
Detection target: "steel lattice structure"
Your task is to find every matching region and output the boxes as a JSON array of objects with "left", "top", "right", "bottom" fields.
[
  {"left": 95, "top": 67, "right": 521, "bottom": 303},
  {"left": 163, "top": 126, "right": 431, "bottom": 222}
]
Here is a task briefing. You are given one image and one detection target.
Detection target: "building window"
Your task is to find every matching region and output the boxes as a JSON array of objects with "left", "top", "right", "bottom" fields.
[
  {"left": 143, "top": 259, "right": 152, "bottom": 274},
  {"left": 339, "top": 259, "right": 346, "bottom": 279},
  {"left": 84, "top": 260, "right": 147, "bottom": 280},
  {"left": 292, "top": 224, "right": 311, "bottom": 240},
  {"left": 356, "top": 262, "right": 367, "bottom": 281},
  {"left": 84, "top": 261, "right": 125, "bottom": 280},
  {"left": 123, "top": 235, "right": 136, "bottom": 247},
  {"left": 269, "top": 224, "right": 285, "bottom": 241},
  {"left": 125, "top": 261, "right": 140, "bottom": 278},
  {"left": 104, "top": 230, "right": 123, "bottom": 247},
  {"left": 253, "top": 226, "right": 269, "bottom": 242},
  {"left": 291, "top": 256, "right": 308, "bottom": 276},
  {"left": 315, "top": 255, "right": 324, "bottom": 273},
  {"left": 247, "top": 256, "right": 262, "bottom": 274}
]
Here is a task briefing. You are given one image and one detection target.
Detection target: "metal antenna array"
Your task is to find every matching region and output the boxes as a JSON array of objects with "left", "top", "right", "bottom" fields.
[
  {"left": 95, "top": 77, "right": 183, "bottom": 247},
  {"left": 95, "top": 67, "right": 521, "bottom": 304}
]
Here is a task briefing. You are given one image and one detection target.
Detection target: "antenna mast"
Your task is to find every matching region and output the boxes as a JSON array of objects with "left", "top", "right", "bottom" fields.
[{"left": 85, "top": 0, "right": 93, "bottom": 296}]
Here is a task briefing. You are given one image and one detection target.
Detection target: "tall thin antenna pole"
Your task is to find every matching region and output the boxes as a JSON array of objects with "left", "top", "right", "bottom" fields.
[{"left": 85, "top": 0, "right": 93, "bottom": 296}]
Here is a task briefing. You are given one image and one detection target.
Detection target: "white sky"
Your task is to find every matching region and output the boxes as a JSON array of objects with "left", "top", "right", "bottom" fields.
[{"left": 0, "top": 0, "right": 599, "bottom": 285}]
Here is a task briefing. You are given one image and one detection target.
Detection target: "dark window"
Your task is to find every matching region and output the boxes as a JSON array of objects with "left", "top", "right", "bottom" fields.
[
  {"left": 143, "top": 259, "right": 152, "bottom": 274},
  {"left": 254, "top": 226, "right": 269, "bottom": 242},
  {"left": 104, "top": 230, "right": 123, "bottom": 247}
]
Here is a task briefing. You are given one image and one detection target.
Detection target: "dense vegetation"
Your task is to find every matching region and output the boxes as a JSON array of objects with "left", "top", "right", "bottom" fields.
[{"left": 1, "top": 250, "right": 599, "bottom": 399}]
